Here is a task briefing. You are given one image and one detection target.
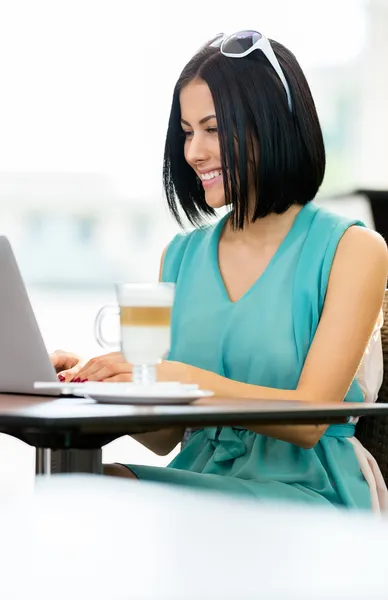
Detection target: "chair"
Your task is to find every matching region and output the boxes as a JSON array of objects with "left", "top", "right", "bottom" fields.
[{"left": 356, "top": 289, "right": 388, "bottom": 484}]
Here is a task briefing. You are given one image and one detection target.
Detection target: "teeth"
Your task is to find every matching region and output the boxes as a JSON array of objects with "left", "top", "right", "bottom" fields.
[{"left": 201, "top": 170, "right": 222, "bottom": 181}]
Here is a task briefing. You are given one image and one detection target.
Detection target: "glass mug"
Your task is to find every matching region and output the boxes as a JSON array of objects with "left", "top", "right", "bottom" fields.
[{"left": 94, "top": 282, "right": 175, "bottom": 385}]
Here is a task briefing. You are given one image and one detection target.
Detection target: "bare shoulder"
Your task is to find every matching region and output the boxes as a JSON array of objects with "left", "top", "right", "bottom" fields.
[
  {"left": 340, "top": 225, "right": 388, "bottom": 258},
  {"left": 160, "top": 244, "right": 169, "bottom": 263},
  {"left": 158, "top": 245, "right": 169, "bottom": 282},
  {"left": 335, "top": 226, "right": 388, "bottom": 275}
]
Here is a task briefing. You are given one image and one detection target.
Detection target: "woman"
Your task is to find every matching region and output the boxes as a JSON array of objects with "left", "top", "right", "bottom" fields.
[{"left": 52, "top": 32, "right": 388, "bottom": 508}]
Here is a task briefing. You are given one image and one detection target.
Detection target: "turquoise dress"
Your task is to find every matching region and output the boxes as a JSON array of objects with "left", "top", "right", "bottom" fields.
[{"left": 127, "top": 202, "right": 371, "bottom": 509}]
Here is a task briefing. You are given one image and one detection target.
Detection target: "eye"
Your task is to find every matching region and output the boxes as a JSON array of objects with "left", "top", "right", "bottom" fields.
[
  {"left": 206, "top": 127, "right": 218, "bottom": 135},
  {"left": 182, "top": 130, "right": 193, "bottom": 139}
]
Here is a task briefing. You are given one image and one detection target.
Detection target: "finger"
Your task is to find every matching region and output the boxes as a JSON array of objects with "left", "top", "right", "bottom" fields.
[
  {"left": 76, "top": 353, "right": 127, "bottom": 380},
  {"left": 76, "top": 352, "right": 125, "bottom": 374},
  {"left": 83, "top": 362, "right": 132, "bottom": 382},
  {"left": 88, "top": 362, "right": 132, "bottom": 381},
  {"left": 50, "top": 353, "right": 67, "bottom": 369},
  {"left": 75, "top": 358, "right": 108, "bottom": 380},
  {"left": 50, "top": 354, "right": 60, "bottom": 367},
  {"left": 60, "top": 358, "right": 78, "bottom": 371},
  {"left": 103, "top": 373, "right": 132, "bottom": 383},
  {"left": 104, "top": 352, "right": 125, "bottom": 360},
  {"left": 50, "top": 352, "right": 80, "bottom": 372},
  {"left": 57, "top": 366, "right": 82, "bottom": 382}
]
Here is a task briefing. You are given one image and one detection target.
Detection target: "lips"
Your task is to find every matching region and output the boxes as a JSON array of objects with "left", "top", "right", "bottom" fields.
[{"left": 200, "top": 171, "right": 223, "bottom": 189}]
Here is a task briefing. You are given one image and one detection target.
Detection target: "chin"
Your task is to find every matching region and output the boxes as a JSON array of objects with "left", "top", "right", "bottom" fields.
[{"left": 204, "top": 192, "right": 226, "bottom": 210}]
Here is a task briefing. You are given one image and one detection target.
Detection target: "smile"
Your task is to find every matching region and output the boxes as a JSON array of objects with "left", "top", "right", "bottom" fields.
[
  {"left": 199, "top": 170, "right": 223, "bottom": 190},
  {"left": 199, "top": 169, "right": 222, "bottom": 181}
]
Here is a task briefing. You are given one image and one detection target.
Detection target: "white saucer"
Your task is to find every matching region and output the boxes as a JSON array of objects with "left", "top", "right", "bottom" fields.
[
  {"left": 82, "top": 382, "right": 214, "bottom": 405},
  {"left": 34, "top": 381, "right": 214, "bottom": 405}
]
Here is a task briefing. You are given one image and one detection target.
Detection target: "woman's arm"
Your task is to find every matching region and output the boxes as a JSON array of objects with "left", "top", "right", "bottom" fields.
[
  {"left": 182, "top": 226, "right": 388, "bottom": 448},
  {"left": 74, "top": 227, "right": 388, "bottom": 451},
  {"left": 131, "top": 426, "right": 186, "bottom": 456},
  {"left": 130, "top": 245, "right": 186, "bottom": 455}
]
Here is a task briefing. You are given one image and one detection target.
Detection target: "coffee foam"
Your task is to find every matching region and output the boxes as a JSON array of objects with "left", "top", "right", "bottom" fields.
[{"left": 116, "top": 283, "right": 175, "bottom": 307}]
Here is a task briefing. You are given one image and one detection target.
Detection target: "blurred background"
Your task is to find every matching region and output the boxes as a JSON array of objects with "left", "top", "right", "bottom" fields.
[{"left": 0, "top": 0, "right": 387, "bottom": 487}]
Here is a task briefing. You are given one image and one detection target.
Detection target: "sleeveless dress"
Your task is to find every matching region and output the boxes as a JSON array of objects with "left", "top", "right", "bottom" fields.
[{"left": 126, "top": 202, "right": 373, "bottom": 509}]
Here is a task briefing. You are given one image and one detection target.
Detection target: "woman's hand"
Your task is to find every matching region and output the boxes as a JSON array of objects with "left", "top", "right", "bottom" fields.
[
  {"left": 74, "top": 353, "right": 199, "bottom": 385},
  {"left": 73, "top": 352, "right": 130, "bottom": 382},
  {"left": 49, "top": 350, "right": 85, "bottom": 380}
]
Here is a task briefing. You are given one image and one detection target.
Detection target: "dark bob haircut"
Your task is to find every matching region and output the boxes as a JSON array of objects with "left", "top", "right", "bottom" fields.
[{"left": 163, "top": 39, "right": 326, "bottom": 229}]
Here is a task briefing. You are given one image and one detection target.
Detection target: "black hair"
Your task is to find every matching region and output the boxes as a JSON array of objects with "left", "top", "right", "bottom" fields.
[{"left": 163, "top": 39, "right": 326, "bottom": 229}]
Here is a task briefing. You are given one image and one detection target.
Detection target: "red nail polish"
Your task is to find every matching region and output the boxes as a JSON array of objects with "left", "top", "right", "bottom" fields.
[{"left": 58, "top": 374, "right": 65, "bottom": 382}]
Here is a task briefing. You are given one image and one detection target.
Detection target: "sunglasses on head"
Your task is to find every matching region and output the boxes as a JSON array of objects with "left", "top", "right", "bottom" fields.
[{"left": 209, "top": 30, "right": 292, "bottom": 111}]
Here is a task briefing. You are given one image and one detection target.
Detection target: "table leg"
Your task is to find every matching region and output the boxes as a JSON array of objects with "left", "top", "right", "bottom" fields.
[
  {"left": 35, "top": 448, "right": 52, "bottom": 475},
  {"left": 35, "top": 448, "right": 103, "bottom": 475}
]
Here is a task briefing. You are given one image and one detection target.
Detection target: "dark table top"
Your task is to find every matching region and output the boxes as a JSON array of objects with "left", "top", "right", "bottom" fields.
[{"left": 1, "top": 393, "right": 388, "bottom": 449}]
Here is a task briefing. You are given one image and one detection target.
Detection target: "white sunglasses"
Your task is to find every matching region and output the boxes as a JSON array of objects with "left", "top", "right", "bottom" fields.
[{"left": 209, "top": 30, "right": 292, "bottom": 111}]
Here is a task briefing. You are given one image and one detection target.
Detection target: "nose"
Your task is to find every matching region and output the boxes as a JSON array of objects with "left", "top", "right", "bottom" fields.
[{"left": 185, "top": 131, "right": 209, "bottom": 166}]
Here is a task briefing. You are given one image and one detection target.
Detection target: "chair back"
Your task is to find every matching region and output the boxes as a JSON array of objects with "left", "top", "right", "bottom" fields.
[{"left": 356, "top": 290, "right": 388, "bottom": 483}]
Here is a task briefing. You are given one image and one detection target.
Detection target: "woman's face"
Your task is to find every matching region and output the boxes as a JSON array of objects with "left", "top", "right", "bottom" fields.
[{"left": 180, "top": 79, "right": 225, "bottom": 209}]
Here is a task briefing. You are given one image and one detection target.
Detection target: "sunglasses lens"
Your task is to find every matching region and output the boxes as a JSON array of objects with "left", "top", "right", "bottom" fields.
[{"left": 222, "top": 30, "right": 262, "bottom": 54}]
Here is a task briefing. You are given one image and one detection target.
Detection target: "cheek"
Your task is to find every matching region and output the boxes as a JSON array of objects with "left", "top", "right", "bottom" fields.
[
  {"left": 183, "top": 141, "right": 192, "bottom": 166},
  {"left": 212, "top": 137, "right": 222, "bottom": 160}
]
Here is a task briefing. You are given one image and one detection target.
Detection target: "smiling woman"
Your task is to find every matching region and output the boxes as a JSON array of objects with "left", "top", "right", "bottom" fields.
[
  {"left": 163, "top": 35, "right": 325, "bottom": 229},
  {"left": 52, "top": 31, "right": 388, "bottom": 510},
  {"left": 180, "top": 104, "right": 224, "bottom": 207}
]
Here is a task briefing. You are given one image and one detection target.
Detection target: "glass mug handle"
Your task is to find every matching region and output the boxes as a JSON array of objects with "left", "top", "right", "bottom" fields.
[
  {"left": 94, "top": 303, "right": 157, "bottom": 385},
  {"left": 94, "top": 305, "right": 120, "bottom": 349}
]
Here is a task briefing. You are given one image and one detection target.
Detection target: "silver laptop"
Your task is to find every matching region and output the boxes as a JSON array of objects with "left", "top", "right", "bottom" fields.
[{"left": 0, "top": 236, "right": 62, "bottom": 395}]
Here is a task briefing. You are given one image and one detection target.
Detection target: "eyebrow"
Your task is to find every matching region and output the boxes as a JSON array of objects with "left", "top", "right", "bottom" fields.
[{"left": 180, "top": 114, "right": 217, "bottom": 127}]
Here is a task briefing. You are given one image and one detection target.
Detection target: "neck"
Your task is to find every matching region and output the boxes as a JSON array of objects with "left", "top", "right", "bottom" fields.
[{"left": 223, "top": 204, "right": 303, "bottom": 247}]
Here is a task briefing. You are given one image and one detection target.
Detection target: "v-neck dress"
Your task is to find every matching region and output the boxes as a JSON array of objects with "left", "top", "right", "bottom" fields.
[{"left": 126, "top": 202, "right": 372, "bottom": 509}]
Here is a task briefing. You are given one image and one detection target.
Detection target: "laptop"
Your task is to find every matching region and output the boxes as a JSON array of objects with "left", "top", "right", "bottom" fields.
[{"left": 0, "top": 235, "right": 71, "bottom": 396}]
